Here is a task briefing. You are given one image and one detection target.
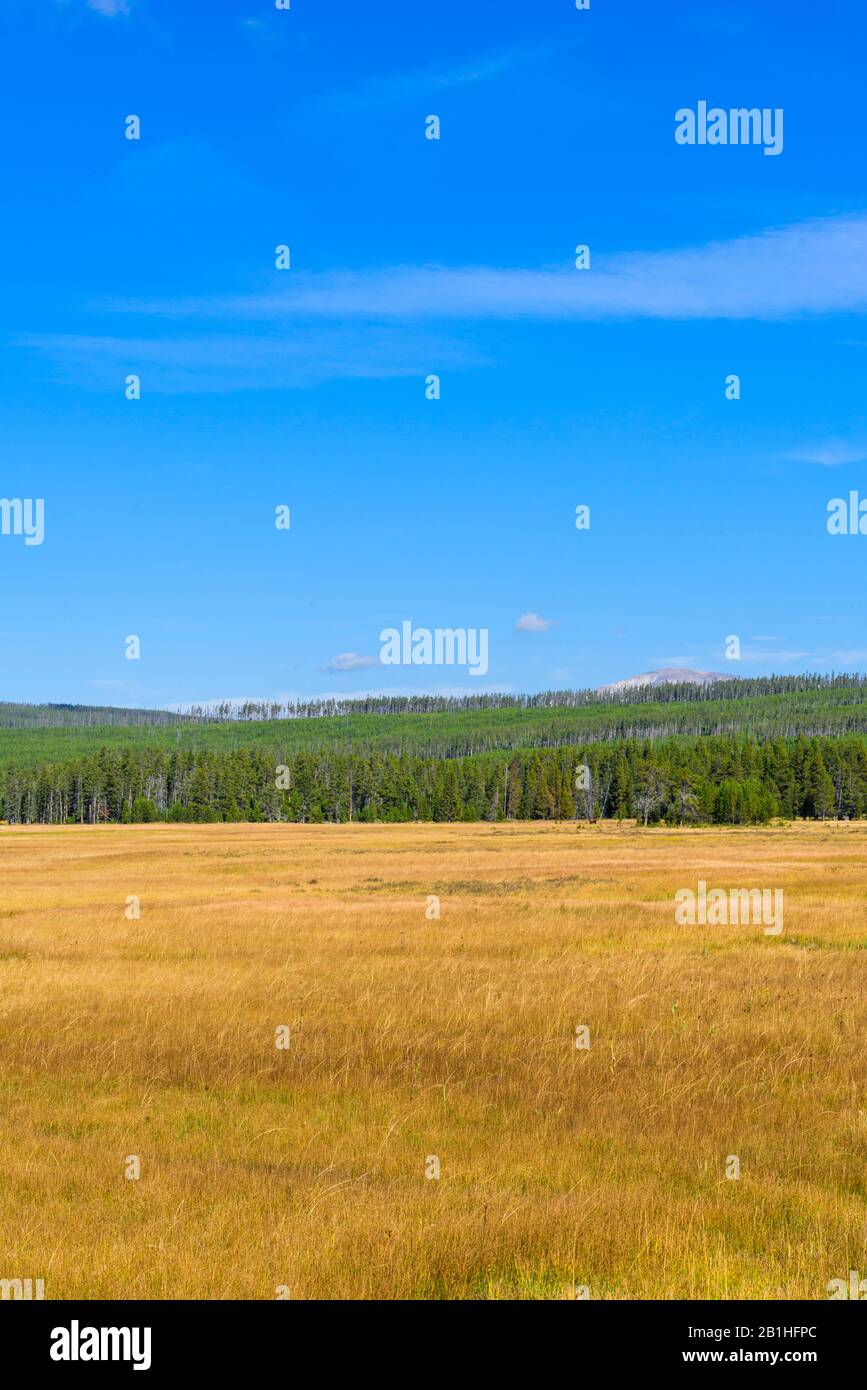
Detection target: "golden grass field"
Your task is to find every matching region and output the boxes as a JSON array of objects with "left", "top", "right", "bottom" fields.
[{"left": 1, "top": 819, "right": 865, "bottom": 1300}]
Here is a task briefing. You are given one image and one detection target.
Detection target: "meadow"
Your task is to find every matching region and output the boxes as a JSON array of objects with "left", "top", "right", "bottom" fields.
[{"left": 1, "top": 819, "right": 865, "bottom": 1300}]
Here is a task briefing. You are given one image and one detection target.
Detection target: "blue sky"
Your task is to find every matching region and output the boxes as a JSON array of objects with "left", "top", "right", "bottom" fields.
[{"left": 2, "top": 0, "right": 867, "bottom": 706}]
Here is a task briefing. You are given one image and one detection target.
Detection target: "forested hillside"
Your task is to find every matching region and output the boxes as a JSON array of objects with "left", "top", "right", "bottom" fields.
[
  {"left": 0, "top": 701, "right": 198, "bottom": 729},
  {"left": 3, "top": 678, "right": 867, "bottom": 772},
  {"left": 2, "top": 676, "right": 867, "bottom": 826},
  {"left": 4, "top": 672, "right": 865, "bottom": 728}
]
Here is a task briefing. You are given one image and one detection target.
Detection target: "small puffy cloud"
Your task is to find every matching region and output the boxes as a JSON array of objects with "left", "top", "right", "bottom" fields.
[
  {"left": 327, "top": 652, "right": 380, "bottom": 672},
  {"left": 87, "top": 0, "right": 131, "bottom": 14},
  {"left": 782, "top": 441, "right": 867, "bottom": 467},
  {"left": 515, "top": 612, "right": 554, "bottom": 633}
]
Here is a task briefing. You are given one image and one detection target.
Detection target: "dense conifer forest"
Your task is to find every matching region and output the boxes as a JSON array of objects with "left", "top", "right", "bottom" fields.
[{"left": 2, "top": 676, "right": 867, "bottom": 825}]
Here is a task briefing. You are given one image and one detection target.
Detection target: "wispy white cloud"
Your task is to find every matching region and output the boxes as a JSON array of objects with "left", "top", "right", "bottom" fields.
[
  {"left": 742, "top": 650, "right": 811, "bottom": 664},
  {"left": 86, "top": 0, "right": 130, "bottom": 15},
  {"left": 13, "top": 327, "right": 487, "bottom": 393},
  {"left": 25, "top": 210, "right": 867, "bottom": 395},
  {"left": 824, "top": 649, "right": 867, "bottom": 665},
  {"left": 309, "top": 43, "right": 552, "bottom": 116},
  {"left": 326, "top": 652, "right": 381, "bottom": 672},
  {"left": 103, "top": 212, "right": 867, "bottom": 324},
  {"left": 515, "top": 612, "right": 555, "bottom": 633},
  {"left": 240, "top": 17, "right": 277, "bottom": 44},
  {"left": 781, "top": 440, "right": 867, "bottom": 467},
  {"left": 656, "top": 648, "right": 812, "bottom": 667}
]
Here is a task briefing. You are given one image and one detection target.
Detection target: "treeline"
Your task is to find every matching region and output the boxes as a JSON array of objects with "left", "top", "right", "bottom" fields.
[
  {"left": 0, "top": 702, "right": 198, "bottom": 730},
  {"left": 4, "top": 735, "right": 865, "bottom": 826},
  {"left": 183, "top": 673, "right": 867, "bottom": 722},
  {"left": 6, "top": 674, "right": 867, "bottom": 731}
]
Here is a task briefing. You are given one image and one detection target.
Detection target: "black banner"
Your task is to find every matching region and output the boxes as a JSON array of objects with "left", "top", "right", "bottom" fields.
[{"left": 1, "top": 1299, "right": 860, "bottom": 1376}]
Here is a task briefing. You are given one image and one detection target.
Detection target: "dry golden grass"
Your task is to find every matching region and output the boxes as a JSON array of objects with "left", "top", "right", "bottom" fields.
[{"left": 0, "top": 819, "right": 865, "bottom": 1300}]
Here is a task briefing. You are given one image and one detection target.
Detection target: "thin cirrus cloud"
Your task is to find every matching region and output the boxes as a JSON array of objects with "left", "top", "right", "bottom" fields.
[
  {"left": 781, "top": 441, "right": 867, "bottom": 467},
  {"left": 86, "top": 0, "right": 130, "bottom": 14},
  {"left": 515, "top": 613, "right": 555, "bottom": 633},
  {"left": 13, "top": 327, "right": 487, "bottom": 393},
  {"left": 739, "top": 649, "right": 810, "bottom": 664},
  {"left": 658, "top": 647, "right": 810, "bottom": 666},
  {"left": 103, "top": 212, "right": 867, "bottom": 324},
  {"left": 307, "top": 42, "right": 554, "bottom": 116},
  {"left": 22, "top": 211, "right": 867, "bottom": 393},
  {"left": 240, "top": 19, "right": 278, "bottom": 44},
  {"left": 831, "top": 649, "right": 867, "bottom": 664}
]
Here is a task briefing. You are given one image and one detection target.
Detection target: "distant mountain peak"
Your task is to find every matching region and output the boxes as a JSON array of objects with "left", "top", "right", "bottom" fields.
[{"left": 598, "top": 667, "right": 733, "bottom": 693}]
